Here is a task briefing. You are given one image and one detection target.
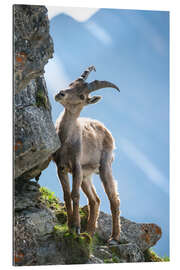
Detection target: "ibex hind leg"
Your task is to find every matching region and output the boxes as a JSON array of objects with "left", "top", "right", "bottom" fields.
[
  {"left": 99, "top": 151, "right": 121, "bottom": 242},
  {"left": 81, "top": 175, "right": 100, "bottom": 236}
]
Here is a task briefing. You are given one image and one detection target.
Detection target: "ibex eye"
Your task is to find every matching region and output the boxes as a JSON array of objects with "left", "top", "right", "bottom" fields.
[{"left": 79, "top": 94, "right": 85, "bottom": 100}]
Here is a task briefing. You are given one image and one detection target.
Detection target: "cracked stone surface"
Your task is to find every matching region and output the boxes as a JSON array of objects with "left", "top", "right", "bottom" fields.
[
  {"left": 14, "top": 5, "right": 60, "bottom": 180},
  {"left": 110, "top": 243, "right": 145, "bottom": 262},
  {"left": 14, "top": 5, "right": 54, "bottom": 94}
]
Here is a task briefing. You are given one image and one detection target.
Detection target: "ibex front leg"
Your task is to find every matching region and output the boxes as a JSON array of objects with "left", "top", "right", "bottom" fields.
[
  {"left": 71, "top": 161, "right": 83, "bottom": 234},
  {"left": 57, "top": 169, "right": 73, "bottom": 229}
]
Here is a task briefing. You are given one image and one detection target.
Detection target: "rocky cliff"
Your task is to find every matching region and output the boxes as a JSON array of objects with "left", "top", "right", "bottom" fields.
[
  {"left": 14, "top": 4, "right": 60, "bottom": 180},
  {"left": 13, "top": 5, "right": 163, "bottom": 266},
  {"left": 14, "top": 180, "right": 163, "bottom": 265}
]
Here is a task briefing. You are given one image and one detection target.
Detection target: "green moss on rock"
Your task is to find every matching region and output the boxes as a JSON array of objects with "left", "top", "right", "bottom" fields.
[
  {"left": 54, "top": 224, "right": 68, "bottom": 236},
  {"left": 54, "top": 224, "right": 92, "bottom": 264},
  {"left": 36, "top": 88, "right": 48, "bottom": 108}
]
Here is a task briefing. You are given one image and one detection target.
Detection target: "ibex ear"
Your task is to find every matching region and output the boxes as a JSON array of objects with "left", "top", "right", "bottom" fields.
[{"left": 87, "top": 96, "right": 101, "bottom": 105}]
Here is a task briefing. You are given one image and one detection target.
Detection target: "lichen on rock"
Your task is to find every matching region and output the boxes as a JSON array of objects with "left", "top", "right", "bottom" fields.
[
  {"left": 14, "top": 4, "right": 54, "bottom": 94},
  {"left": 14, "top": 4, "right": 60, "bottom": 180}
]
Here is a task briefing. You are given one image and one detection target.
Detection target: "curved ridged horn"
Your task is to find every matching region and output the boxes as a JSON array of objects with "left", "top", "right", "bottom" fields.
[
  {"left": 86, "top": 80, "right": 120, "bottom": 93},
  {"left": 80, "top": 65, "right": 96, "bottom": 81},
  {"left": 69, "top": 66, "right": 96, "bottom": 88}
]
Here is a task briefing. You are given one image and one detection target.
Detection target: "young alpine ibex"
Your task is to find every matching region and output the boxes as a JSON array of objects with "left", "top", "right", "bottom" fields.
[{"left": 53, "top": 66, "right": 121, "bottom": 242}]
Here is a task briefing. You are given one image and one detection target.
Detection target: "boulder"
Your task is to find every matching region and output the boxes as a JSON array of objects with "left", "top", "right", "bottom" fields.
[
  {"left": 110, "top": 243, "right": 145, "bottom": 263},
  {"left": 97, "top": 211, "right": 162, "bottom": 252}
]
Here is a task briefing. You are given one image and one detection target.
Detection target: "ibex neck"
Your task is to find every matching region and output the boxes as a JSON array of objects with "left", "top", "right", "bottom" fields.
[
  {"left": 59, "top": 109, "right": 80, "bottom": 143},
  {"left": 62, "top": 108, "right": 81, "bottom": 121}
]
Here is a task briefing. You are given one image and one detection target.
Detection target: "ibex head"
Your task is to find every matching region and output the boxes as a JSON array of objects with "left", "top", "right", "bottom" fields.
[{"left": 55, "top": 66, "right": 120, "bottom": 113}]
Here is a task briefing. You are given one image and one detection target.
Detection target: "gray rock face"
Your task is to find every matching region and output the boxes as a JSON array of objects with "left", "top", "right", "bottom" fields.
[
  {"left": 14, "top": 180, "right": 65, "bottom": 266},
  {"left": 14, "top": 180, "right": 162, "bottom": 265},
  {"left": 87, "top": 255, "right": 104, "bottom": 264},
  {"left": 15, "top": 209, "right": 65, "bottom": 266},
  {"left": 14, "top": 179, "right": 41, "bottom": 210},
  {"left": 14, "top": 76, "right": 60, "bottom": 179},
  {"left": 14, "top": 5, "right": 54, "bottom": 94},
  {"left": 14, "top": 5, "right": 60, "bottom": 180},
  {"left": 110, "top": 244, "right": 145, "bottom": 263},
  {"left": 97, "top": 212, "right": 162, "bottom": 252}
]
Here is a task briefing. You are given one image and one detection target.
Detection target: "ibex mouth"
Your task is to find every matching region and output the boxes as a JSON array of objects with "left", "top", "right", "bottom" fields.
[
  {"left": 54, "top": 94, "right": 60, "bottom": 101},
  {"left": 55, "top": 91, "right": 65, "bottom": 101}
]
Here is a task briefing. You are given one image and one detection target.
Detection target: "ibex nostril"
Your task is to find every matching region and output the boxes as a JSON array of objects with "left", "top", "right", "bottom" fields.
[
  {"left": 55, "top": 91, "right": 65, "bottom": 101},
  {"left": 60, "top": 91, "right": 65, "bottom": 97}
]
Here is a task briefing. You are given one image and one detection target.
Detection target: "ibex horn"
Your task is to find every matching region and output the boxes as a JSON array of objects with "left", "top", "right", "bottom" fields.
[
  {"left": 80, "top": 65, "right": 96, "bottom": 81},
  {"left": 86, "top": 80, "right": 120, "bottom": 93}
]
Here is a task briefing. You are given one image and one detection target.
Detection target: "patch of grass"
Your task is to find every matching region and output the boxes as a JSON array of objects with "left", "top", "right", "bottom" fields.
[
  {"left": 104, "top": 253, "right": 121, "bottom": 264},
  {"left": 144, "top": 249, "right": 169, "bottom": 262},
  {"left": 39, "top": 186, "right": 62, "bottom": 210},
  {"left": 39, "top": 187, "right": 67, "bottom": 223},
  {"left": 39, "top": 187, "right": 60, "bottom": 208},
  {"left": 162, "top": 255, "right": 170, "bottom": 262}
]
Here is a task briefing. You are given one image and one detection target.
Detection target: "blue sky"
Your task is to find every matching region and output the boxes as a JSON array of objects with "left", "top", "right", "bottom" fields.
[{"left": 38, "top": 8, "right": 169, "bottom": 257}]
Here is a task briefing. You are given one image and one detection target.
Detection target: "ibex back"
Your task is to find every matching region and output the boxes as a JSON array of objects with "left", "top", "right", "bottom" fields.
[{"left": 53, "top": 66, "right": 121, "bottom": 242}]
